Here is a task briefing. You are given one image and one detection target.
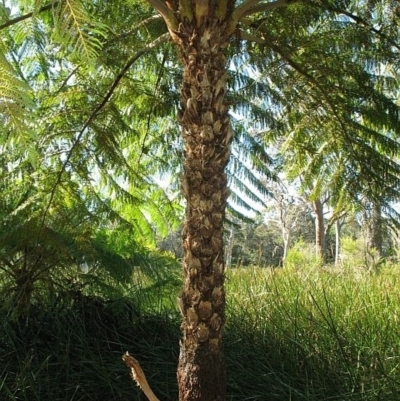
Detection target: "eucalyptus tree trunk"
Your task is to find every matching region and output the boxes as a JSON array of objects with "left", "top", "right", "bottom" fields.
[
  {"left": 313, "top": 199, "right": 326, "bottom": 263},
  {"left": 335, "top": 218, "right": 341, "bottom": 266},
  {"left": 225, "top": 226, "right": 234, "bottom": 268},
  {"left": 145, "top": 1, "right": 235, "bottom": 400},
  {"left": 282, "top": 225, "right": 290, "bottom": 263},
  {"left": 367, "top": 201, "right": 383, "bottom": 255}
]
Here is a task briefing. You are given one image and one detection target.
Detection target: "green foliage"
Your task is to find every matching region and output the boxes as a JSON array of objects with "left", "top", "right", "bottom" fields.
[
  {"left": 240, "top": 0, "right": 400, "bottom": 229},
  {"left": 0, "top": 0, "right": 184, "bottom": 321},
  {"left": 227, "top": 220, "right": 284, "bottom": 267},
  {"left": 0, "top": 46, "right": 34, "bottom": 130},
  {"left": 0, "top": 132, "right": 180, "bottom": 319},
  {"left": 284, "top": 239, "right": 322, "bottom": 270},
  {"left": 2, "top": 0, "right": 400, "bottom": 256},
  {"left": 340, "top": 236, "right": 383, "bottom": 272},
  {"left": 52, "top": 0, "right": 108, "bottom": 64}
]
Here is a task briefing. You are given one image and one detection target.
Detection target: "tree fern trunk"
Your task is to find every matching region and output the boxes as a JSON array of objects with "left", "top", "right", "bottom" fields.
[
  {"left": 175, "top": 16, "right": 232, "bottom": 401},
  {"left": 144, "top": 1, "right": 236, "bottom": 399}
]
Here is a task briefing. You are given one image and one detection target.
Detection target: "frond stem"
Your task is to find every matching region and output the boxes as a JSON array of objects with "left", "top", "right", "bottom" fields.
[
  {"left": 326, "top": 6, "right": 400, "bottom": 52},
  {"left": 232, "top": 0, "right": 298, "bottom": 22},
  {"left": 237, "top": 29, "right": 265, "bottom": 44},
  {"left": 0, "top": 2, "right": 56, "bottom": 31},
  {"left": 104, "top": 14, "right": 164, "bottom": 46},
  {"left": 55, "top": 66, "right": 80, "bottom": 95},
  {"left": 145, "top": 0, "right": 178, "bottom": 30},
  {"left": 138, "top": 49, "right": 169, "bottom": 165}
]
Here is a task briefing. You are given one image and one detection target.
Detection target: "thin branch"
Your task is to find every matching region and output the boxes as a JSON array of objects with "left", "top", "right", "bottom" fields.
[
  {"left": 233, "top": 0, "right": 264, "bottom": 21},
  {"left": 238, "top": 29, "right": 266, "bottom": 44},
  {"left": 232, "top": 0, "right": 294, "bottom": 23},
  {"left": 0, "top": 2, "right": 56, "bottom": 31},
  {"left": 55, "top": 66, "right": 80, "bottom": 95},
  {"left": 0, "top": 257, "right": 14, "bottom": 271},
  {"left": 105, "top": 14, "right": 163, "bottom": 46},
  {"left": 327, "top": 208, "right": 348, "bottom": 229},
  {"left": 40, "top": 32, "right": 170, "bottom": 230}
]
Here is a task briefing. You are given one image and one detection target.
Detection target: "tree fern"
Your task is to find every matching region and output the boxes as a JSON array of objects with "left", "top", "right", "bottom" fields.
[{"left": 0, "top": 49, "right": 33, "bottom": 130}]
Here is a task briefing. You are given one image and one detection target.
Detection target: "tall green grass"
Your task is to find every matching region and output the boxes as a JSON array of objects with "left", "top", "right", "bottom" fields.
[
  {"left": 1, "top": 264, "right": 399, "bottom": 400},
  {"left": 225, "top": 265, "right": 400, "bottom": 400},
  {"left": 0, "top": 274, "right": 181, "bottom": 401}
]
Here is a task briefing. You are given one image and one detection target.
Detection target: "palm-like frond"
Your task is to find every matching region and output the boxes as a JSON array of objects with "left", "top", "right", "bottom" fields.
[
  {"left": 0, "top": 50, "right": 33, "bottom": 130},
  {"left": 228, "top": 0, "right": 400, "bottom": 225},
  {"left": 52, "top": 0, "right": 108, "bottom": 63}
]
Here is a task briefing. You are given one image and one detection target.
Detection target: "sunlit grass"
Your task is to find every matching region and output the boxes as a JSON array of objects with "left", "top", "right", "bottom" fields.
[{"left": 225, "top": 265, "right": 400, "bottom": 400}]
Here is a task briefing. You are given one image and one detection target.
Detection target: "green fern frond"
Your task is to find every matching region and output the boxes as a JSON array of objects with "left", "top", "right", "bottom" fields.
[
  {"left": 53, "top": 0, "right": 108, "bottom": 64},
  {"left": 0, "top": 51, "right": 33, "bottom": 130}
]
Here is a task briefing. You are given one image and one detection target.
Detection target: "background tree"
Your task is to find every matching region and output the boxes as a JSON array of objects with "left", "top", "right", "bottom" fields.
[{"left": 263, "top": 180, "right": 312, "bottom": 263}]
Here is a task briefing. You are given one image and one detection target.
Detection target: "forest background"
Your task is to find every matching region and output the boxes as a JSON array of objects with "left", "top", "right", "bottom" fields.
[{"left": 1, "top": 0, "right": 400, "bottom": 400}]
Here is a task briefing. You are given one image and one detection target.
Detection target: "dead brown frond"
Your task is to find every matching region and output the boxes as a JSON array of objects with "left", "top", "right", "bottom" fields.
[{"left": 122, "top": 352, "right": 160, "bottom": 401}]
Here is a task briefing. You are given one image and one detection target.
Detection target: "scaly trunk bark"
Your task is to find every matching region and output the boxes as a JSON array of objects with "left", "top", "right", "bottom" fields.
[
  {"left": 173, "top": 12, "right": 233, "bottom": 401},
  {"left": 143, "top": 1, "right": 237, "bottom": 399}
]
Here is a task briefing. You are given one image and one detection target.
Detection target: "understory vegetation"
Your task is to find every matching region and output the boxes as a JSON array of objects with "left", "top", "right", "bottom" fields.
[{"left": 1, "top": 260, "right": 399, "bottom": 401}]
